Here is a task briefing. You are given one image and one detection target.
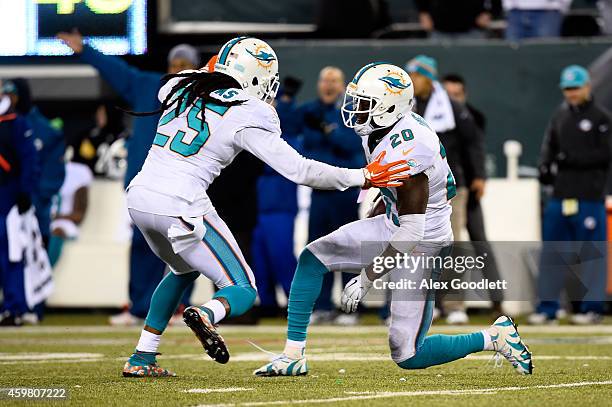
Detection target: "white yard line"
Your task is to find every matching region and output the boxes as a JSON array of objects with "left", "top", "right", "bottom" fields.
[
  {"left": 183, "top": 388, "right": 254, "bottom": 394},
  {"left": 0, "top": 352, "right": 103, "bottom": 361},
  {"left": 193, "top": 381, "right": 612, "bottom": 406},
  {"left": 0, "top": 359, "right": 103, "bottom": 365}
]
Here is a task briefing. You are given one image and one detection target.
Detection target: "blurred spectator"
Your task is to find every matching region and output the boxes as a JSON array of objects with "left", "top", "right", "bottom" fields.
[
  {"left": 416, "top": 0, "right": 500, "bottom": 39},
  {"left": 0, "top": 91, "right": 40, "bottom": 326},
  {"left": 298, "top": 67, "right": 365, "bottom": 325},
  {"left": 442, "top": 73, "right": 503, "bottom": 315},
  {"left": 57, "top": 30, "right": 199, "bottom": 326},
  {"left": 407, "top": 55, "right": 486, "bottom": 324},
  {"left": 48, "top": 159, "right": 94, "bottom": 267},
  {"left": 531, "top": 65, "right": 610, "bottom": 325},
  {"left": 2, "top": 79, "right": 65, "bottom": 247},
  {"left": 251, "top": 77, "right": 303, "bottom": 317},
  {"left": 443, "top": 74, "right": 486, "bottom": 130},
  {"left": 73, "top": 101, "right": 128, "bottom": 178},
  {"left": 503, "top": 0, "right": 573, "bottom": 41}
]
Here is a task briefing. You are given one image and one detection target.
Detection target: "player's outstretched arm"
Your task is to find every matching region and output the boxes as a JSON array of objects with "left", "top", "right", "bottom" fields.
[
  {"left": 57, "top": 29, "right": 145, "bottom": 105},
  {"left": 341, "top": 173, "right": 428, "bottom": 313},
  {"left": 236, "top": 127, "right": 409, "bottom": 190}
]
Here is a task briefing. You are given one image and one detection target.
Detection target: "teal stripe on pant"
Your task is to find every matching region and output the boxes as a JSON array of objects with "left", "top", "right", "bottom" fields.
[
  {"left": 145, "top": 271, "right": 199, "bottom": 332},
  {"left": 287, "top": 249, "right": 329, "bottom": 341},
  {"left": 397, "top": 332, "right": 484, "bottom": 369},
  {"left": 201, "top": 218, "right": 257, "bottom": 318},
  {"left": 202, "top": 218, "right": 251, "bottom": 288}
]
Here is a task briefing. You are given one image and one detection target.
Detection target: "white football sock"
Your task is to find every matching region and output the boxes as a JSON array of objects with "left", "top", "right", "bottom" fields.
[
  {"left": 284, "top": 339, "right": 306, "bottom": 359},
  {"left": 136, "top": 330, "right": 161, "bottom": 353},
  {"left": 203, "top": 299, "right": 226, "bottom": 324},
  {"left": 482, "top": 328, "right": 495, "bottom": 351}
]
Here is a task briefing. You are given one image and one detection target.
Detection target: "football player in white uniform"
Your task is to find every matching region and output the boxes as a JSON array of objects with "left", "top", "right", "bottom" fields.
[
  {"left": 254, "top": 62, "right": 533, "bottom": 377},
  {"left": 121, "top": 38, "right": 409, "bottom": 377}
]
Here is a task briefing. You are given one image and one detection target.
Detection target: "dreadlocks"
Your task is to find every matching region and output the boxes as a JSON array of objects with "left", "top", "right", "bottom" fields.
[{"left": 125, "top": 71, "right": 245, "bottom": 129}]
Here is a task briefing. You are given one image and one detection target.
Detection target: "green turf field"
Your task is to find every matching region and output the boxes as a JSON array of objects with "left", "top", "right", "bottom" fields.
[{"left": 1, "top": 319, "right": 611, "bottom": 406}]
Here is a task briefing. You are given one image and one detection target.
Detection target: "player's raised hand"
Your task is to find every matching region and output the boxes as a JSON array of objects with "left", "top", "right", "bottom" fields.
[
  {"left": 363, "top": 151, "right": 410, "bottom": 188},
  {"left": 57, "top": 29, "right": 84, "bottom": 54}
]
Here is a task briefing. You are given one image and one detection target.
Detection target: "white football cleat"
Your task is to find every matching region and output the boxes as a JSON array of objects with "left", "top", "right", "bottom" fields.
[
  {"left": 490, "top": 315, "right": 533, "bottom": 375},
  {"left": 527, "top": 312, "right": 558, "bottom": 325},
  {"left": 109, "top": 310, "right": 143, "bottom": 326},
  {"left": 334, "top": 313, "right": 359, "bottom": 326},
  {"left": 570, "top": 312, "right": 603, "bottom": 325},
  {"left": 253, "top": 354, "right": 308, "bottom": 377},
  {"left": 309, "top": 310, "right": 335, "bottom": 325},
  {"left": 446, "top": 310, "right": 469, "bottom": 325}
]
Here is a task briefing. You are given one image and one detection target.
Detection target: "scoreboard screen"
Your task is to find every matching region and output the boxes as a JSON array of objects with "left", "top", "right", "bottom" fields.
[{"left": 0, "top": 0, "right": 147, "bottom": 56}]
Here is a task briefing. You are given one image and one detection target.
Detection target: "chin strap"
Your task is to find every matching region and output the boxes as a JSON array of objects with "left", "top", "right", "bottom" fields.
[{"left": 355, "top": 123, "right": 374, "bottom": 136}]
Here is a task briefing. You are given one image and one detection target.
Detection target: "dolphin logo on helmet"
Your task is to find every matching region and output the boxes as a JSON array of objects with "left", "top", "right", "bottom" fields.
[
  {"left": 379, "top": 75, "right": 410, "bottom": 90},
  {"left": 247, "top": 48, "right": 276, "bottom": 65}
]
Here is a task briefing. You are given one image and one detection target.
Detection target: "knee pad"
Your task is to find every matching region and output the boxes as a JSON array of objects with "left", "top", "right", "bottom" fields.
[{"left": 213, "top": 285, "right": 257, "bottom": 317}]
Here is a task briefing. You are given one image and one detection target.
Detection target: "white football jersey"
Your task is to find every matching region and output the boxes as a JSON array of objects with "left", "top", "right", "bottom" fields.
[
  {"left": 127, "top": 76, "right": 364, "bottom": 217},
  {"left": 364, "top": 112, "right": 454, "bottom": 240}
]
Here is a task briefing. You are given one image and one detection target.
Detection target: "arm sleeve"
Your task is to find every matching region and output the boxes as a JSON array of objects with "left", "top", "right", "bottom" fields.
[
  {"left": 80, "top": 45, "right": 154, "bottom": 105},
  {"left": 455, "top": 102, "right": 487, "bottom": 180},
  {"left": 235, "top": 113, "right": 364, "bottom": 190},
  {"left": 538, "top": 119, "right": 559, "bottom": 184}
]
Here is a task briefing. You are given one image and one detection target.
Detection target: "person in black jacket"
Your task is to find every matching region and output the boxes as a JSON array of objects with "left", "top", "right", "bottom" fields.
[
  {"left": 530, "top": 65, "right": 611, "bottom": 325},
  {"left": 406, "top": 55, "right": 486, "bottom": 324},
  {"left": 443, "top": 73, "right": 504, "bottom": 315},
  {"left": 415, "top": 0, "right": 501, "bottom": 39}
]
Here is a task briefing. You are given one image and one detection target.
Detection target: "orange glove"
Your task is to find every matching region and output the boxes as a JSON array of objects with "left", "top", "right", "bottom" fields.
[{"left": 363, "top": 151, "right": 411, "bottom": 188}]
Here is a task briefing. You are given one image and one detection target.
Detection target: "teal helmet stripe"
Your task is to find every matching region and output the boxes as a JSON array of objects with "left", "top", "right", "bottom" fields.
[
  {"left": 351, "top": 61, "right": 390, "bottom": 84},
  {"left": 218, "top": 36, "right": 249, "bottom": 65}
]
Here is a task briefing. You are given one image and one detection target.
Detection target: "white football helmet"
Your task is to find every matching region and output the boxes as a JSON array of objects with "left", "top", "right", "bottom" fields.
[
  {"left": 342, "top": 62, "right": 414, "bottom": 136},
  {"left": 214, "top": 36, "right": 280, "bottom": 103}
]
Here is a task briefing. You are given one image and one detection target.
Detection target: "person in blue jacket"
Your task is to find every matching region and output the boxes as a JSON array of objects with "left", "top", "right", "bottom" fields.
[
  {"left": 58, "top": 30, "right": 200, "bottom": 325},
  {"left": 0, "top": 93, "right": 40, "bottom": 326},
  {"left": 298, "top": 67, "right": 365, "bottom": 325},
  {"left": 3, "top": 79, "right": 65, "bottom": 246},
  {"left": 251, "top": 77, "right": 303, "bottom": 316}
]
